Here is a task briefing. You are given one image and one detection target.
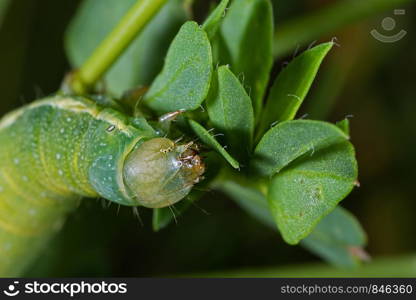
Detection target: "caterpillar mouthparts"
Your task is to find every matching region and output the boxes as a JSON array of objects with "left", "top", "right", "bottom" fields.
[
  {"left": 123, "top": 137, "right": 205, "bottom": 208},
  {"left": 0, "top": 95, "right": 205, "bottom": 275}
]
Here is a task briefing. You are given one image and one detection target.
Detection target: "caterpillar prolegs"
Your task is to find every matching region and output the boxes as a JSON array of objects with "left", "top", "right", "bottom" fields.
[{"left": 0, "top": 95, "right": 204, "bottom": 276}]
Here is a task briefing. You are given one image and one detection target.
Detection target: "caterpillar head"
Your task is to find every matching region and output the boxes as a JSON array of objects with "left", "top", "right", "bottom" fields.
[{"left": 123, "top": 138, "right": 204, "bottom": 208}]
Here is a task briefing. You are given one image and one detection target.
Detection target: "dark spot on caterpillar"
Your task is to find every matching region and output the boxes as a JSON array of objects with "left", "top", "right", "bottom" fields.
[{"left": 106, "top": 125, "right": 116, "bottom": 132}]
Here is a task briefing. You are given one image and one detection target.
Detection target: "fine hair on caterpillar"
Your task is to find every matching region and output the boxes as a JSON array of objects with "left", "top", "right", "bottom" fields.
[
  {"left": 0, "top": 95, "right": 207, "bottom": 275},
  {"left": 123, "top": 138, "right": 205, "bottom": 208}
]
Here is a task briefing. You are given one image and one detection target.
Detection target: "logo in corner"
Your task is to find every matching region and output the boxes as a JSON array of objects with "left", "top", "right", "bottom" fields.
[{"left": 3, "top": 281, "right": 20, "bottom": 297}]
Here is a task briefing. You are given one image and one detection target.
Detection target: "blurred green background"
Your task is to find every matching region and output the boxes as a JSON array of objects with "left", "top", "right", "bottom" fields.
[{"left": 0, "top": 0, "right": 415, "bottom": 276}]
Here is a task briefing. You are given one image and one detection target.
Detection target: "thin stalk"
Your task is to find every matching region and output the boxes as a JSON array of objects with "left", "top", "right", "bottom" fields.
[{"left": 71, "top": 0, "right": 167, "bottom": 94}]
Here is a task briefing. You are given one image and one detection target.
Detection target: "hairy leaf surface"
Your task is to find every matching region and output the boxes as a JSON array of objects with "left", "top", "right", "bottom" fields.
[
  {"left": 268, "top": 141, "right": 357, "bottom": 244},
  {"left": 144, "top": 21, "right": 213, "bottom": 113},
  {"left": 202, "top": 0, "right": 229, "bottom": 40},
  {"left": 221, "top": 180, "right": 365, "bottom": 267},
  {"left": 302, "top": 206, "right": 367, "bottom": 267},
  {"left": 253, "top": 120, "right": 348, "bottom": 177}
]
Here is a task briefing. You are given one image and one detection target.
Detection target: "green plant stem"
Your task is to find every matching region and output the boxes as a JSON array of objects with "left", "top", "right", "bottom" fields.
[
  {"left": 71, "top": 0, "right": 167, "bottom": 94},
  {"left": 274, "top": 0, "right": 413, "bottom": 58}
]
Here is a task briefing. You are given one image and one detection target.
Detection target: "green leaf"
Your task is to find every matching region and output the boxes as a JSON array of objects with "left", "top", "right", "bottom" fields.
[
  {"left": 143, "top": 21, "right": 213, "bottom": 113},
  {"left": 153, "top": 199, "right": 193, "bottom": 232},
  {"left": 196, "top": 254, "right": 416, "bottom": 277},
  {"left": 206, "top": 65, "right": 254, "bottom": 160},
  {"left": 253, "top": 120, "right": 349, "bottom": 177},
  {"left": 336, "top": 118, "right": 350, "bottom": 135},
  {"left": 220, "top": 0, "right": 273, "bottom": 118},
  {"left": 268, "top": 140, "right": 358, "bottom": 244},
  {"left": 221, "top": 180, "right": 366, "bottom": 267},
  {"left": 66, "top": 0, "right": 187, "bottom": 96},
  {"left": 189, "top": 120, "right": 239, "bottom": 169},
  {"left": 305, "top": 51, "right": 349, "bottom": 120},
  {"left": 257, "top": 43, "right": 333, "bottom": 137},
  {"left": 0, "top": 0, "right": 10, "bottom": 27},
  {"left": 302, "top": 206, "right": 367, "bottom": 268},
  {"left": 202, "top": 0, "right": 229, "bottom": 40},
  {"left": 220, "top": 180, "right": 275, "bottom": 228},
  {"left": 152, "top": 152, "right": 223, "bottom": 231}
]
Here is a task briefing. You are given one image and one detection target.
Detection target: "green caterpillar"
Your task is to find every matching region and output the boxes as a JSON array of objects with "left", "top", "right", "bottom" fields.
[{"left": 0, "top": 95, "right": 204, "bottom": 276}]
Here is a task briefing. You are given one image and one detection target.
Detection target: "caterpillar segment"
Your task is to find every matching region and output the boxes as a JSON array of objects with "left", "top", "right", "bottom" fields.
[{"left": 0, "top": 95, "right": 204, "bottom": 276}]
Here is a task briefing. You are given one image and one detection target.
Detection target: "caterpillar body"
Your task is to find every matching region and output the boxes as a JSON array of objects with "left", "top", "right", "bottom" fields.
[{"left": 0, "top": 95, "right": 204, "bottom": 276}]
